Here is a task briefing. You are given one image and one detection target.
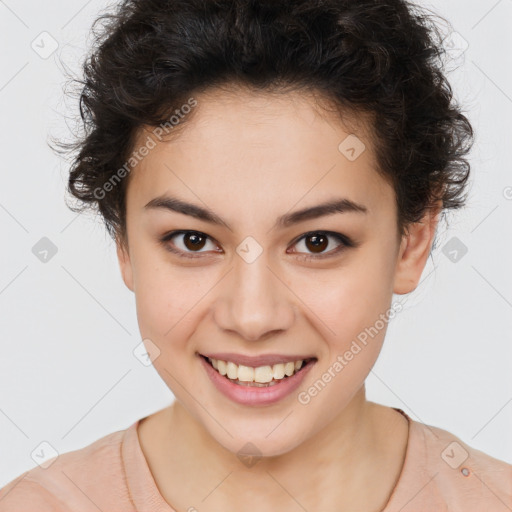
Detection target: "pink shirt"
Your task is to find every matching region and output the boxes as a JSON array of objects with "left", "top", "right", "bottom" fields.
[{"left": 1, "top": 408, "right": 511, "bottom": 511}]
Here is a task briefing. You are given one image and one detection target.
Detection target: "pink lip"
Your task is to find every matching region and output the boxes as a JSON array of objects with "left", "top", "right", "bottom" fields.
[
  {"left": 200, "top": 352, "right": 315, "bottom": 367},
  {"left": 199, "top": 354, "right": 316, "bottom": 406}
]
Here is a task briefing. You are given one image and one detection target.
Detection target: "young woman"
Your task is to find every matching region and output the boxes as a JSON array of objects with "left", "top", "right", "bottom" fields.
[{"left": 1, "top": 0, "right": 511, "bottom": 511}]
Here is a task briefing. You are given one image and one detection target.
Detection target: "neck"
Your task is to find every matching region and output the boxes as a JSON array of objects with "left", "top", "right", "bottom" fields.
[{"left": 138, "top": 387, "right": 408, "bottom": 511}]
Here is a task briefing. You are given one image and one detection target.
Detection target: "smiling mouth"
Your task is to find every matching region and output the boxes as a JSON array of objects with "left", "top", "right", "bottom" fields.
[{"left": 200, "top": 354, "right": 317, "bottom": 387}]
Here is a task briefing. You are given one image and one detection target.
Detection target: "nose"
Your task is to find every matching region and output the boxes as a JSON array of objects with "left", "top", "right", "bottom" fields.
[{"left": 213, "top": 250, "right": 296, "bottom": 342}]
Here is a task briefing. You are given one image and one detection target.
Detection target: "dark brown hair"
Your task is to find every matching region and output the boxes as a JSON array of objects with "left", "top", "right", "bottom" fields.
[{"left": 51, "top": 0, "right": 474, "bottom": 249}]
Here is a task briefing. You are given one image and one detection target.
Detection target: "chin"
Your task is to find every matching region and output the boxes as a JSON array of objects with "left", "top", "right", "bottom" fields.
[{"left": 210, "top": 422, "right": 307, "bottom": 460}]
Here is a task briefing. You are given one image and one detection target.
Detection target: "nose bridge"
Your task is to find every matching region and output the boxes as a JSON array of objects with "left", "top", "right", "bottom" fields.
[{"left": 214, "top": 245, "right": 295, "bottom": 341}]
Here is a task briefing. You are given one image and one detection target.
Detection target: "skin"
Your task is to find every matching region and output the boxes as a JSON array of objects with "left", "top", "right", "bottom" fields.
[{"left": 116, "top": 85, "right": 441, "bottom": 512}]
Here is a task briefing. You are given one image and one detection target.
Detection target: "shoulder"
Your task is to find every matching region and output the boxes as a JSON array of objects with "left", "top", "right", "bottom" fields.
[
  {"left": 408, "top": 417, "right": 512, "bottom": 510},
  {"left": 0, "top": 424, "right": 133, "bottom": 512},
  {"left": 0, "top": 474, "right": 62, "bottom": 511}
]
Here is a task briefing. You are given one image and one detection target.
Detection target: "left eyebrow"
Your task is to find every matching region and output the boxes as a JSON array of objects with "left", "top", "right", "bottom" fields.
[
  {"left": 144, "top": 195, "right": 368, "bottom": 231},
  {"left": 277, "top": 197, "right": 368, "bottom": 229}
]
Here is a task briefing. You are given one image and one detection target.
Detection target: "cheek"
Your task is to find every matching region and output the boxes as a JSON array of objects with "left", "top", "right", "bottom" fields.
[
  {"left": 305, "top": 258, "right": 394, "bottom": 336},
  {"left": 295, "top": 266, "right": 397, "bottom": 414},
  {"left": 133, "top": 275, "right": 200, "bottom": 392},
  {"left": 132, "top": 257, "right": 215, "bottom": 370},
  {"left": 132, "top": 255, "right": 192, "bottom": 344},
  {"left": 293, "top": 246, "right": 398, "bottom": 373}
]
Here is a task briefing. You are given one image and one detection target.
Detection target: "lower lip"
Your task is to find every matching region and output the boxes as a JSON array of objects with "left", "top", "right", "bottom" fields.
[{"left": 199, "top": 355, "right": 316, "bottom": 406}]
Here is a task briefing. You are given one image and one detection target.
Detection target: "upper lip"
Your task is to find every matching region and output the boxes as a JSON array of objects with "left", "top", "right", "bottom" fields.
[{"left": 199, "top": 352, "right": 316, "bottom": 367}]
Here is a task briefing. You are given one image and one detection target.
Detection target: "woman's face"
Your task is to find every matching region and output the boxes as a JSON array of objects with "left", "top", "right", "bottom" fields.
[{"left": 117, "top": 87, "right": 430, "bottom": 456}]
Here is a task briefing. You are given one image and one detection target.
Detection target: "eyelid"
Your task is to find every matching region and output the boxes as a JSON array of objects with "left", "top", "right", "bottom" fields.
[
  {"left": 160, "top": 230, "right": 221, "bottom": 259},
  {"left": 160, "top": 230, "right": 355, "bottom": 260},
  {"left": 287, "top": 231, "right": 354, "bottom": 261}
]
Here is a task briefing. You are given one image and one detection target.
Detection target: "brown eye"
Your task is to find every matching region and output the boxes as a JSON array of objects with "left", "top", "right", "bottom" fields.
[
  {"left": 183, "top": 232, "right": 207, "bottom": 251},
  {"left": 304, "top": 233, "right": 329, "bottom": 253},
  {"left": 160, "top": 230, "right": 220, "bottom": 258},
  {"left": 290, "top": 231, "right": 354, "bottom": 260},
  {"left": 160, "top": 229, "right": 355, "bottom": 261}
]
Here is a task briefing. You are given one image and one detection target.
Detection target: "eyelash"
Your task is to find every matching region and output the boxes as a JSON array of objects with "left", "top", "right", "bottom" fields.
[{"left": 159, "top": 230, "right": 355, "bottom": 261}]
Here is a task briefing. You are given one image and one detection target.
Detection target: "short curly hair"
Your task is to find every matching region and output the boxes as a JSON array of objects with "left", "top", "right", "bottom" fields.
[{"left": 52, "top": 0, "right": 474, "bottom": 249}]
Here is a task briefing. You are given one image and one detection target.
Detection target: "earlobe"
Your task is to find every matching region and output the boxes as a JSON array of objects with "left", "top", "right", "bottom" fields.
[
  {"left": 116, "top": 240, "right": 134, "bottom": 292},
  {"left": 393, "top": 204, "right": 442, "bottom": 295}
]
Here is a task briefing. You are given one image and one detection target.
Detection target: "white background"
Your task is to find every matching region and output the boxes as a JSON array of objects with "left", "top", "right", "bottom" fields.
[{"left": 1, "top": 0, "right": 511, "bottom": 488}]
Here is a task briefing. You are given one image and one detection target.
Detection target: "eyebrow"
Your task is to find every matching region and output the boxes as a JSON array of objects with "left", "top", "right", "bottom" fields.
[{"left": 144, "top": 194, "right": 368, "bottom": 230}]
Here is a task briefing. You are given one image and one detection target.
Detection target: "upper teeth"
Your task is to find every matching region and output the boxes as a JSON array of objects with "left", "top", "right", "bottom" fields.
[{"left": 208, "top": 357, "right": 305, "bottom": 383}]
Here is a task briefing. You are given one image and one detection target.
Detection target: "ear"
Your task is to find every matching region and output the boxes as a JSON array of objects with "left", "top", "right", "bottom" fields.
[
  {"left": 116, "top": 238, "right": 134, "bottom": 292},
  {"left": 393, "top": 202, "right": 442, "bottom": 295}
]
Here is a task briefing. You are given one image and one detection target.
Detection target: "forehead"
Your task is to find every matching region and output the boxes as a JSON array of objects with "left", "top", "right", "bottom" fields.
[{"left": 126, "top": 86, "right": 393, "bottom": 222}]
